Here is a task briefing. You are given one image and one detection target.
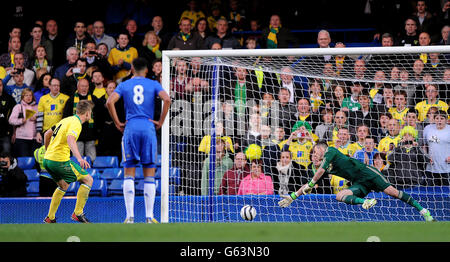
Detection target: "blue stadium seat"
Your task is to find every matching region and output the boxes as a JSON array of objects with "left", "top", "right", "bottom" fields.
[
  {"left": 108, "top": 179, "right": 123, "bottom": 196},
  {"left": 135, "top": 178, "right": 161, "bottom": 196},
  {"left": 17, "top": 157, "right": 35, "bottom": 170},
  {"left": 26, "top": 181, "right": 40, "bottom": 197},
  {"left": 101, "top": 168, "right": 123, "bottom": 183},
  {"left": 24, "top": 169, "right": 40, "bottom": 182},
  {"left": 169, "top": 167, "right": 181, "bottom": 185},
  {"left": 86, "top": 168, "right": 99, "bottom": 179},
  {"left": 65, "top": 182, "right": 78, "bottom": 196},
  {"left": 93, "top": 156, "right": 119, "bottom": 170},
  {"left": 90, "top": 179, "right": 107, "bottom": 197}
]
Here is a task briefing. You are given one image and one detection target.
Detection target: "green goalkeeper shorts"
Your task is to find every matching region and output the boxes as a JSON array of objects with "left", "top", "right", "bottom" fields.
[
  {"left": 347, "top": 165, "right": 391, "bottom": 198},
  {"left": 43, "top": 159, "right": 88, "bottom": 184}
]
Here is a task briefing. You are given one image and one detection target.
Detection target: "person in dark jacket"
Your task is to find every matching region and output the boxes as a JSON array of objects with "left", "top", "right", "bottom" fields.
[
  {"left": 0, "top": 152, "right": 28, "bottom": 197},
  {"left": 260, "top": 14, "right": 298, "bottom": 49},
  {"left": 0, "top": 81, "right": 16, "bottom": 154},
  {"left": 167, "top": 17, "right": 204, "bottom": 50},
  {"left": 272, "top": 150, "right": 307, "bottom": 196}
]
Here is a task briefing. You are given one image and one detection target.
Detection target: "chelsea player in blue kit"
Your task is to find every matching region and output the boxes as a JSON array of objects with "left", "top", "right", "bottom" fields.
[{"left": 107, "top": 58, "right": 171, "bottom": 223}]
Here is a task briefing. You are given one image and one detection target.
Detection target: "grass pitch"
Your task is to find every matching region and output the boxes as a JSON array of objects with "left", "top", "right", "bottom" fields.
[{"left": 1, "top": 222, "right": 449, "bottom": 242}]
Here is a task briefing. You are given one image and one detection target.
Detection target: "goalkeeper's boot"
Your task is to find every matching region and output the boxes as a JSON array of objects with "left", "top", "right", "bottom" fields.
[
  {"left": 71, "top": 212, "right": 90, "bottom": 223},
  {"left": 420, "top": 209, "right": 436, "bottom": 222},
  {"left": 43, "top": 216, "right": 56, "bottom": 223},
  {"left": 146, "top": 217, "right": 159, "bottom": 224},
  {"left": 362, "top": 198, "right": 377, "bottom": 210},
  {"left": 124, "top": 217, "right": 134, "bottom": 224}
]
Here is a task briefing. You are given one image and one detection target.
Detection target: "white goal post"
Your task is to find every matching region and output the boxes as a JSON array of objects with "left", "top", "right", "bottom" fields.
[{"left": 160, "top": 45, "right": 450, "bottom": 223}]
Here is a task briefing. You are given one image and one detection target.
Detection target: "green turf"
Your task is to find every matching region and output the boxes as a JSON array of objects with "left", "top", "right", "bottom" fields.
[{"left": 1, "top": 222, "right": 449, "bottom": 242}]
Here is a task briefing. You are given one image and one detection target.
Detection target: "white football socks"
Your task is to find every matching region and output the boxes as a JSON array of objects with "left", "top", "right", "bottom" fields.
[
  {"left": 123, "top": 176, "right": 135, "bottom": 219},
  {"left": 144, "top": 176, "right": 156, "bottom": 219}
]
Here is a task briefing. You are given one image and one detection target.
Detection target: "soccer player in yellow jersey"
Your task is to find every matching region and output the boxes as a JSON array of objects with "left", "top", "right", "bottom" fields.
[
  {"left": 389, "top": 90, "right": 409, "bottom": 126},
  {"left": 36, "top": 78, "right": 69, "bottom": 134},
  {"left": 42, "top": 100, "right": 94, "bottom": 223},
  {"left": 415, "top": 84, "right": 449, "bottom": 122}
]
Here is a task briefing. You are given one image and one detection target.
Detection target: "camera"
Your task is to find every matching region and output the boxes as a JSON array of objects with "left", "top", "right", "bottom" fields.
[
  {"left": 73, "top": 68, "right": 81, "bottom": 74},
  {"left": 88, "top": 50, "right": 97, "bottom": 55},
  {"left": 0, "top": 161, "right": 7, "bottom": 168}
]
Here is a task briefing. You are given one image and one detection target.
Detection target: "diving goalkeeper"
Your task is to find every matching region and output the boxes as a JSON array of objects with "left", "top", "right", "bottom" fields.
[{"left": 278, "top": 141, "right": 436, "bottom": 222}]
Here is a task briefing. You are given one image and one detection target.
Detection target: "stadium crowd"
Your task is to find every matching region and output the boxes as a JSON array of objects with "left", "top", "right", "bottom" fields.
[{"left": 0, "top": 0, "right": 449, "bottom": 197}]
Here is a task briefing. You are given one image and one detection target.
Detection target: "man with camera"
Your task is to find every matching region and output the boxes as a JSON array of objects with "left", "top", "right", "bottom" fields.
[
  {"left": 0, "top": 152, "right": 28, "bottom": 197},
  {"left": 2, "top": 67, "right": 31, "bottom": 104}
]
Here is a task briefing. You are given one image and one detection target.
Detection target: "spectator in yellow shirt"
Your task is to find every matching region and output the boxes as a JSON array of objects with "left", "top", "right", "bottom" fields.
[
  {"left": 107, "top": 32, "right": 138, "bottom": 82},
  {"left": 415, "top": 84, "right": 448, "bottom": 122}
]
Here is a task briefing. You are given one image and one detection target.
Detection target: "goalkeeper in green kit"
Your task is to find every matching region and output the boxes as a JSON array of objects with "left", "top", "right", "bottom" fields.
[{"left": 278, "top": 141, "right": 436, "bottom": 222}]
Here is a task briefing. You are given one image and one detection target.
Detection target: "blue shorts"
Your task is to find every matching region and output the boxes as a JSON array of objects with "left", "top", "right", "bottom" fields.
[{"left": 121, "top": 119, "right": 157, "bottom": 168}]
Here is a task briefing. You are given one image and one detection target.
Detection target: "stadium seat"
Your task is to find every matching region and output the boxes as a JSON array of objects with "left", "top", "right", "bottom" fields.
[
  {"left": 108, "top": 179, "right": 123, "bottom": 196},
  {"left": 101, "top": 168, "right": 123, "bottom": 183},
  {"left": 90, "top": 179, "right": 107, "bottom": 197},
  {"left": 65, "top": 182, "right": 78, "bottom": 196},
  {"left": 169, "top": 167, "right": 181, "bottom": 185},
  {"left": 26, "top": 181, "right": 40, "bottom": 197},
  {"left": 93, "top": 156, "right": 119, "bottom": 171},
  {"left": 24, "top": 169, "right": 40, "bottom": 182},
  {"left": 135, "top": 178, "right": 161, "bottom": 196},
  {"left": 17, "top": 157, "right": 35, "bottom": 170},
  {"left": 86, "top": 168, "right": 99, "bottom": 179}
]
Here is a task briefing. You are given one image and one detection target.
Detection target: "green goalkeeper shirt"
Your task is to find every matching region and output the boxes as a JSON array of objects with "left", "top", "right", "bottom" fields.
[{"left": 319, "top": 147, "right": 375, "bottom": 183}]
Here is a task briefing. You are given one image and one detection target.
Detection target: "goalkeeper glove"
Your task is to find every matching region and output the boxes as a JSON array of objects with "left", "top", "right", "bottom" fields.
[
  {"left": 302, "top": 180, "right": 316, "bottom": 195},
  {"left": 278, "top": 192, "right": 298, "bottom": 208}
]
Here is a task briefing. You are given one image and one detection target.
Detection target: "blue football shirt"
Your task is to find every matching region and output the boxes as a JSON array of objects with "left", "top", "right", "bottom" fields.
[{"left": 114, "top": 76, "right": 164, "bottom": 122}]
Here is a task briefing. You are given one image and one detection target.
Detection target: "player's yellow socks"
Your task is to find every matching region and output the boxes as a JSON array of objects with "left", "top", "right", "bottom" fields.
[
  {"left": 74, "top": 184, "right": 91, "bottom": 216},
  {"left": 47, "top": 187, "right": 66, "bottom": 220}
]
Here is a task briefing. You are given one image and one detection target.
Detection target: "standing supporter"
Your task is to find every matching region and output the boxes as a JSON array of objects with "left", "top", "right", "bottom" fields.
[
  {"left": 204, "top": 18, "right": 241, "bottom": 49},
  {"left": 329, "top": 110, "right": 348, "bottom": 147},
  {"left": 274, "top": 87, "right": 296, "bottom": 136},
  {"left": 64, "top": 21, "right": 94, "bottom": 56},
  {"left": 294, "top": 98, "right": 321, "bottom": 131},
  {"left": 4, "top": 52, "right": 35, "bottom": 87},
  {"left": 45, "top": 19, "right": 65, "bottom": 68},
  {"left": 280, "top": 121, "right": 314, "bottom": 169},
  {"left": 412, "top": 0, "right": 436, "bottom": 36},
  {"left": 329, "top": 83, "right": 346, "bottom": 113},
  {"left": 377, "top": 118, "right": 401, "bottom": 154},
  {"left": 31, "top": 45, "right": 52, "bottom": 75},
  {"left": 219, "top": 151, "right": 249, "bottom": 195},
  {"left": 33, "top": 72, "right": 52, "bottom": 104},
  {"left": 53, "top": 47, "right": 79, "bottom": 81},
  {"left": 0, "top": 36, "right": 30, "bottom": 69},
  {"left": 342, "top": 81, "right": 363, "bottom": 113},
  {"left": 261, "top": 14, "right": 298, "bottom": 49},
  {"left": 201, "top": 138, "right": 233, "bottom": 196},
  {"left": 277, "top": 67, "right": 304, "bottom": 104},
  {"left": 61, "top": 58, "right": 91, "bottom": 97},
  {"left": 2, "top": 69, "right": 31, "bottom": 104},
  {"left": 91, "top": 71, "right": 106, "bottom": 99},
  {"left": 36, "top": 78, "right": 69, "bottom": 139},
  {"left": 170, "top": 59, "right": 193, "bottom": 101},
  {"left": 415, "top": 84, "right": 448, "bottom": 123},
  {"left": 353, "top": 136, "right": 379, "bottom": 166},
  {"left": 315, "top": 108, "right": 334, "bottom": 142},
  {"left": 389, "top": 90, "right": 409, "bottom": 126},
  {"left": 193, "top": 17, "right": 211, "bottom": 42},
  {"left": 423, "top": 110, "right": 450, "bottom": 186},
  {"left": 168, "top": 17, "right": 205, "bottom": 50},
  {"left": 96, "top": 80, "right": 123, "bottom": 160},
  {"left": 386, "top": 126, "right": 428, "bottom": 189},
  {"left": 238, "top": 159, "right": 274, "bottom": 195},
  {"left": 272, "top": 150, "right": 306, "bottom": 196},
  {"left": 125, "top": 19, "right": 143, "bottom": 49},
  {"left": 138, "top": 31, "right": 162, "bottom": 73},
  {"left": 179, "top": 0, "right": 206, "bottom": 29},
  {"left": 62, "top": 78, "right": 100, "bottom": 162},
  {"left": 0, "top": 80, "right": 16, "bottom": 154},
  {"left": 23, "top": 24, "right": 53, "bottom": 65},
  {"left": 207, "top": 5, "right": 226, "bottom": 33},
  {"left": 107, "top": 31, "right": 138, "bottom": 82},
  {"left": 80, "top": 41, "right": 113, "bottom": 81},
  {"left": 91, "top": 20, "right": 116, "bottom": 54},
  {"left": 8, "top": 88, "right": 40, "bottom": 157},
  {"left": 348, "top": 89, "right": 379, "bottom": 131},
  {"left": 396, "top": 17, "right": 419, "bottom": 46},
  {"left": 150, "top": 16, "right": 173, "bottom": 51}
]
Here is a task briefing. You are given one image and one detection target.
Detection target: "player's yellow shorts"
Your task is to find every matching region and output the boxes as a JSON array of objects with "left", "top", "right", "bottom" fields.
[{"left": 43, "top": 159, "right": 88, "bottom": 184}]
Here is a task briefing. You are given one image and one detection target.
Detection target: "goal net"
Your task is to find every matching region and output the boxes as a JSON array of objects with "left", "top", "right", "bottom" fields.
[{"left": 160, "top": 46, "right": 450, "bottom": 223}]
